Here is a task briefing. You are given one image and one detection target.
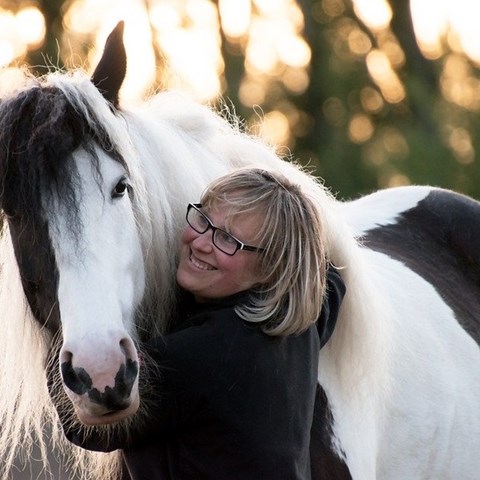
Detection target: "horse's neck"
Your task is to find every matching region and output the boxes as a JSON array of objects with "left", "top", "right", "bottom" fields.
[{"left": 126, "top": 105, "right": 238, "bottom": 335}]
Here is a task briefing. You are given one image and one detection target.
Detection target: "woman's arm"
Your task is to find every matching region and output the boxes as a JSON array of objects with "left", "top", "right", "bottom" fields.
[
  {"left": 317, "top": 265, "right": 346, "bottom": 348},
  {"left": 48, "top": 325, "right": 206, "bottom": 452}
]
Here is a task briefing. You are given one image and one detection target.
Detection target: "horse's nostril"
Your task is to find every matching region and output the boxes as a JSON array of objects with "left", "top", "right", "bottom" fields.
[
  {"left": 119, "top": 336, "right": 137, "bottom": 361},
  {"left": 61, "top": 357, "right": 93, "bottom": 395},
  {"left": 118, "top": 358, "right": 139, "bottom": 392}
]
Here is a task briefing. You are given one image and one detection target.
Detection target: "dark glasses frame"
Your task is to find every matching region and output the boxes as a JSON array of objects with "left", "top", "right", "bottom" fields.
[{"left": 186, "top": 203, "right": 265, "bottom": 256}]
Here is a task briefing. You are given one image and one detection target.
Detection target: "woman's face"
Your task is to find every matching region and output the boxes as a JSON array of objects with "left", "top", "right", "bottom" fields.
[{"left": 177, "top": 202, "right": 264, "bottom": 302}]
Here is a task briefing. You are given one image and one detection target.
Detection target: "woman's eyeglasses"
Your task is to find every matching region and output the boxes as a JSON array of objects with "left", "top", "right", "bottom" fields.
[{"left": 186, "top": 203, "right": 265, "bottom": 256}]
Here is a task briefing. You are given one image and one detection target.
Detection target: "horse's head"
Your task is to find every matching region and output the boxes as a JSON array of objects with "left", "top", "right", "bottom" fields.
[{"left": 0, "top": 22, "right": 146, "bottom": 425}]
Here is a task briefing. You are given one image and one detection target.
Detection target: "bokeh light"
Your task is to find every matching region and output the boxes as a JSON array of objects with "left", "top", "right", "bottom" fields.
[
  {"left": 353, "top": 0, "right": 392, "bottom": 31},
  {"left": 411, "top": 0, "right": 480, "bottom": 63},
  {"left": 3, "top": 1, "right": 480, "bottom": 99},
  {"left": 0, "top": 6, "right": 45, "bottom": 67},
  {"left": 348, "top": 113, "right": 374, "bottom": 143},
  {"left": 15, "top": 7, "right": 45, "bottom": 48},
  {"left": 366, "top": 49, "right": 405, "bottom": 104},
  {"left": 219, "top": 0, "right": 251, "bottom": 38},
  {"left": 3, "top": 0, "right": 480, "bottom": 162},
  {"left": 153, "top": 0, "right": 222, "bottom": 102}
]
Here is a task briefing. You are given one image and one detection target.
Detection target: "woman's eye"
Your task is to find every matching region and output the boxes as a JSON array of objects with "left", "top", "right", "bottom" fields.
[
  {"left": 197, "top": 215, "right": 209, "bottom": 228},
  {"left": 112, "top": 178, "right": 131, "bottom": 198},
  {"left": 217, "top": 231, "right": 237, "bottom": 245}
]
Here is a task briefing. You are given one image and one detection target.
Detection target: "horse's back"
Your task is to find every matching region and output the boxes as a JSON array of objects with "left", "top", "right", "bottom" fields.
[
  {"left": 336, "top": 185, "right": 480, "bottom": 479},
  {"left": 343, "top": 185, "right": 480, "bottom": 345}
]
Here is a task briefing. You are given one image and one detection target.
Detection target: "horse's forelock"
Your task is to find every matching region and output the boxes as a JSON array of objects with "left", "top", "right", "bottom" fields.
[{"left": 0, "top": 81, "right": 126, "bottom": 236}]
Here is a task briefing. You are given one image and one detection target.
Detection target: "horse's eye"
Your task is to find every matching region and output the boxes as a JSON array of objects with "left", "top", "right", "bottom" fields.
[{"left": 112, "top": 178, "right": 131, "bottom": 199}]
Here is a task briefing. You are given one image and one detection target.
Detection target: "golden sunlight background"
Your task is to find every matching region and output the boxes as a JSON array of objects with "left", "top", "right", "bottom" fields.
[
  {"left": 3, "top": 0, "right": 480, "bottom": 193},
  {"left": 4, "top": 0, "right": 480, "bottom": 96},
  {"left": 4, "top": 0, "right": 480, "bottom": 100}
]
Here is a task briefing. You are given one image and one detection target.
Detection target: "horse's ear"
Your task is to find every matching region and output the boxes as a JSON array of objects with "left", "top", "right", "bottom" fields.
[{"left": 91, "top": 21, "right": 126, "bottom": 109}]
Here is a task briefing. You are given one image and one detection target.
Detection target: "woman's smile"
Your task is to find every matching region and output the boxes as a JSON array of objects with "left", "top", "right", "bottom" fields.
[{"left": 189, "top": 251, "right": 216, "bottom": 271}]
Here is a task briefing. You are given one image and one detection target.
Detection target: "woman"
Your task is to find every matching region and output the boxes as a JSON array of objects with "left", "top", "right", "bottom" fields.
[{"left": 53, "top": 167, "right": 345, "bottom": 479}]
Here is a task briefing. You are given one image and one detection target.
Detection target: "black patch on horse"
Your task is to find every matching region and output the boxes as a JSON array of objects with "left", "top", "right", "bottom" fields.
[
  {"left": 310, "top": 384, "right": 352, "bottom": 480},
  {"left": 362, "top": 189, "right": 480, "bottom": 344}
]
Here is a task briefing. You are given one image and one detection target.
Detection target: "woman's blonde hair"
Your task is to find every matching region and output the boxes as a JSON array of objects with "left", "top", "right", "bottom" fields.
[{"left": 201, "top": 167, "right": 327, "bottom": 336}]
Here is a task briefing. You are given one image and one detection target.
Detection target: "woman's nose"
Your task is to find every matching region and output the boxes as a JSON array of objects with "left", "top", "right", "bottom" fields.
[{"left": 191, "top": 229, "right": 214, "bottom": 251}]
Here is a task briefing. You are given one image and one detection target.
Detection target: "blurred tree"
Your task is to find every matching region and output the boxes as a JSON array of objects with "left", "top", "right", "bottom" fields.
[
  {"left": 25, "top": 0, "right": 65, "bottom": 74},
  {"left": 291, "top": 0, "right": 479, "bottom": 199},
  {"left": 296, "top": 0, "right": 376, "bottom": 197},
  {"left": 6, "top": 0, "right": 480, "bottom": 200}
]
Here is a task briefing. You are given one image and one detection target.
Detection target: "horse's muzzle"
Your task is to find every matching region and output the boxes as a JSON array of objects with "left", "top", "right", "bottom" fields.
[{"left": 59, "top": 335, "right": 140, "bottom": 425}]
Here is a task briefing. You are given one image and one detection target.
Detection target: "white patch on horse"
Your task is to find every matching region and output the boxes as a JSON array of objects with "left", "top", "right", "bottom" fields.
[
  {"left": 368, "top": 250, "right": 480, "bottom": 479},
  {"left": 341, "top": 185, "right": 434, "bottom": 236},
  {"left": 46, "top": 148, "right": 144, "bottom": 425}
]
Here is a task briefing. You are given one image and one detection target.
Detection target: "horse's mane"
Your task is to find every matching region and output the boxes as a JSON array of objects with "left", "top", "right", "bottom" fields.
[{"left": 0, "top": 67, "right": 391, "bottom": 479}]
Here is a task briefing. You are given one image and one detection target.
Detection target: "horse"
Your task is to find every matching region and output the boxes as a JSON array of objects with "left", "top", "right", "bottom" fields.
[{"left": 1, "top": 21, "right": 480, "bottom": 480}]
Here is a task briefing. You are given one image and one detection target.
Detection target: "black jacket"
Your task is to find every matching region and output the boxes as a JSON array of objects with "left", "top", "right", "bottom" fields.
[{"left": 54, "top": 267, "right": 345, "bottom": 480}]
